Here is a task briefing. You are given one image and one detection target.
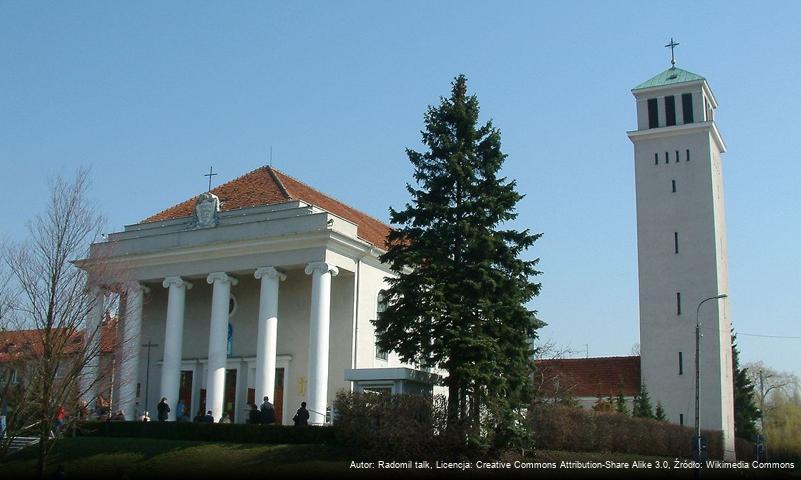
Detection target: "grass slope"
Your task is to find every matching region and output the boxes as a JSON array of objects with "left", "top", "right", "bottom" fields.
[
  {"left": 1, "top": 437, "right": 794, "bottom": 479},
  {"left": 1, "top": 437, "right": 347, "bottom": 479}
]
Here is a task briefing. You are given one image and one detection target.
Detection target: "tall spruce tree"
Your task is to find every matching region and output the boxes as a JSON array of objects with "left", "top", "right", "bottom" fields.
[
  {"left": 375, "top": 75, "right": 543, "bottom": 449},
  {"left": 732, "top": 333, "right": 761, "bottom": 439}
]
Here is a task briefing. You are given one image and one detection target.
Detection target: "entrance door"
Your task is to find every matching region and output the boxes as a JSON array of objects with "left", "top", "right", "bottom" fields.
[
  {"left": 224, "top": 369, "right": 237, "bottom": 421},
  {"left": 178, "top": 371, "right": 193, "bottom": 420},
  {"left": 274, "top": 368, "right": 284, "bottom": 425},
  {"left": 246, "top": 368, "right": 285, "bottom": 424}
]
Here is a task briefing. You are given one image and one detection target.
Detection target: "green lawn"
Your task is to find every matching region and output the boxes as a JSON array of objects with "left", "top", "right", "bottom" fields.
[
  {"left": 1, "top": 437, "right": 793, "bottom": 479},
  {"left": 1, "top": 437, "right": 349, "bottom": 479}
]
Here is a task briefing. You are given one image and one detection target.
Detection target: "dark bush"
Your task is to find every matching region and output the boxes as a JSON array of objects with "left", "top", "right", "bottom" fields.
[
  {"left": 333, "top": 391, "right": 449, "bottom": 459},
  {"left": 76, "top": 421, "right": 337, "bottom": 445},
  {"left": 529, "top": 404, "right": 754, "bottom": 460}
]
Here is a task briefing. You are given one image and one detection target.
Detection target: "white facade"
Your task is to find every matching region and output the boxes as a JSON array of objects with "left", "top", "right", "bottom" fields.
[
  {"left": 80, "top": 198, "right": 435, "bottom": 425},
  {"left": 628, "top": 68, "right": 735, "bottom": 459}
]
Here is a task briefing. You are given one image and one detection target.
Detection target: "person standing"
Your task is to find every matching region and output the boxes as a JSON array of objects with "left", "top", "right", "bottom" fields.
[
  {"left": 176, "top": 400, "right": 186, "bottom": 422},
  {"left": 157, "top": 397, "right": 170, "bottom": 422},
  {"left": 293, "top": 402, "right": 309, "bottom": 426},
  {"left": 53, "top": 405, "right": 66, "bottom": 436},
  {"left": 259, "top": 396, "right": 276, "bottom": 425},
  {"left": 248, "top": 403, "right": 261, "bottom": 424}
]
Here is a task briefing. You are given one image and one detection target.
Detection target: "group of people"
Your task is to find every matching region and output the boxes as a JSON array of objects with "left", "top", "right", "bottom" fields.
[{"left": 147, "top": 396, "right": 310, "bottom": 425}]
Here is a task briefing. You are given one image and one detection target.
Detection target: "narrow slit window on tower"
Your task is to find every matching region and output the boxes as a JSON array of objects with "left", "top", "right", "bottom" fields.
[
  {"left": 665, "top": 152, "right": 669, "bottom": 164},
  {"left": 679, "top": 352, "right": 684, "bottom": 375},
  {"left": 674, "top": 232, "right": 679, "bottom": 254},
  {"left": 672, "top": 179, "right": 677, "bottom": 193},
  {"left": 680, "top": 414, "right": 684, "bottom": 426},
  {"left": 665, "top": 95, "right": 676, "bottom": 126},
  {"left": 682, "top": 93, "right": 694, "bottom": 123},
  {"left": 686, "top": 149, "right": 690, "bottom": 162},
  {"left": 648, "top": 98, "right": 659, "bottom": 128},
  {"left": 655, "top": 153, "right": 659, "bottom": 165},
  {"left": 675, "top": 150, "right": 680, "bottom": 163},
  {"left": 676, "top": 292, "right": 682, "bottom": 315}
]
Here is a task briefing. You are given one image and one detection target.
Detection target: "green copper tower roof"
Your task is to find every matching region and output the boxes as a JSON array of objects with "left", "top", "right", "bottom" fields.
[{"left": 633, "top": 66, "right": 705, "bottom": 91}]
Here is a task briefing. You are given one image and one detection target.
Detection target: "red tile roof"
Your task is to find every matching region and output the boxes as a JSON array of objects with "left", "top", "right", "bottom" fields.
[
  {"left": 0, "top": 319, "right": 117, "bottom": 363},
  {"left": 534, "top": 356, "right": 641, "bottom": 398},
  {"left": 142, "top": 166, "right": 392, "bottom": 249}
]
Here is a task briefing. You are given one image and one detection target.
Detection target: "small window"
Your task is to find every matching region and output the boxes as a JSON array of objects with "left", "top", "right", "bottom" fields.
[
  {"left": 648, "top": 98, "right": 659, "bottom": 128},
  {"left": 672, "top": 180, "right": 676, "bottom": 193},
  {"left": 674, "top": 232, "right": 679, "bottom": 254},
  {"left": 375, "top": 291, "right": 389, "bottom": 361},
  {"left": 227, "top": 323, "right": 233, "bottom": 356},
  {"left": 665, "top": 152, "right": 669, "bottom": 164},
  {"left": 680, "top": 413, "right": 684, "bottom": 426},
  {"left": 679, "top": 352, "right": 684, "bottom": 375},
  {"left": 675, "top": 150, "right": 679, "bottom": 163},
  {"left": 665, "top": 95, "right": 676, "bottom": 126},
  {"left": 686, "top": 149, "right": 690, "bottom": 162},
  {"left": 682, "top": 93, "right": 694, "bottom": 123},
  {"left": 655, "top": 153, "right": 659, "bottom": 165},
  {"left": 676, "top": 292, "right": 682, "bottom": 315}
]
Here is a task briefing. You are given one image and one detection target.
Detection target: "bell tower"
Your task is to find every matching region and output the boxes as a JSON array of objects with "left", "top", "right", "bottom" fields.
[{"left": 627, "top": 42, "right": 735, "bottom": 460}]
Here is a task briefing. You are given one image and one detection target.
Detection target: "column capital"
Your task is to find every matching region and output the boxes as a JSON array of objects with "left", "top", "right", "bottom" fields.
[
  {"left": 206, "top": 272, "right": 239, "bottom": 286},
  {"left": 125, "top": 281, "right": 151, "bottom": 294},
  {"left": 254, "top": 266, "right": 287, "bottom": 281},
  {"left": 304, "top": 262, "right": 339, "bottom": 277},
  {"left": 163, "top": 276, "right": 193, "bottom": 290}
]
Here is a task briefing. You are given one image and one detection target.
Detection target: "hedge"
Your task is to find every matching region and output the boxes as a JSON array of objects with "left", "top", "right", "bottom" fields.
[
  {"left": 76, "top": 421, "right": 338, "bottom": 445},
  {"left": 333, "top": 391, "right": 448, "bottom": 459},
  {"left": 529, "top": 405, "right": 755, "bottom": 460}
]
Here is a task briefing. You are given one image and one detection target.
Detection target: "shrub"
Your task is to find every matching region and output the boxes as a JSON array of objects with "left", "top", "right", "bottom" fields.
[
  {"left": 333, "top": 391, "right": 448, "bottom": 459},
  {"left": 76, "top": 421, "right": 338, "bottom": 445},
  {"left": 529, "top": 404, "right": 753, "bottom": 460}
]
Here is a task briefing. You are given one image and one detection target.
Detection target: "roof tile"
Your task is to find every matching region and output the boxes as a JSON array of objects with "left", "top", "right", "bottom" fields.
[
  {"left": 534, "top": 356, "right": 641, "bottom": 398},
  {"left": 142, "top": 166, "right": 391, "bottom": 249}
]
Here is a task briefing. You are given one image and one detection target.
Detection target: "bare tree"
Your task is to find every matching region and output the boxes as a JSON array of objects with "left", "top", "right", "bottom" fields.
[
  {"left": 744, "top": 361, "right": 800, "bottom": 428},
  {"left": 531, "top": 339, "right": 580, "bottom": 405},
  {"left": 0, "top": 168, "right": 122, "bottom": 478}
]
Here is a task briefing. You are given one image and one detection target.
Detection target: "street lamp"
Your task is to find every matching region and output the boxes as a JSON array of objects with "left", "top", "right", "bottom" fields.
[{"left": 694, "top": 293, "right": 728, "bottom": 468}]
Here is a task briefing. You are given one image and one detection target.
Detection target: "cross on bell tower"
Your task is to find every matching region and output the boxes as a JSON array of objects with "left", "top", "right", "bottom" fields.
[{"left": 665, "top": 37, "right": 679, "bottom": 67}]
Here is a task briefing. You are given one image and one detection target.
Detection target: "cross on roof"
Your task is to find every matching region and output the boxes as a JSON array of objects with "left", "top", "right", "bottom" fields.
[
  {"left": 665, "top": 37, "right": 679, "bottom": 67},
  {"left": 204, "top": 166, "right": 218, "bottom": 192}
]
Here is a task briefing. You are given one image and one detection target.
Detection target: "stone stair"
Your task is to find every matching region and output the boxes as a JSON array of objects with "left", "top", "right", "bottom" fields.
[{"left": 6, "top": 436, "right": 39, "bottom": 455}]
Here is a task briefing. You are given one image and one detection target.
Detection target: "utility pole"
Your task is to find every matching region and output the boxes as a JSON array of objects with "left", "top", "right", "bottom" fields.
[{"left": 142, "top": 341, "right": 158, "bottom": 415}]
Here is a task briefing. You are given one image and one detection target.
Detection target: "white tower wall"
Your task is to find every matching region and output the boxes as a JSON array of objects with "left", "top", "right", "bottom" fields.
[{"left": 628, "top": 72, "right": 735, "bottom": 460}]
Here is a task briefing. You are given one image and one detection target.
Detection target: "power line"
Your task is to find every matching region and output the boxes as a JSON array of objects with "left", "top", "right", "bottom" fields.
[{"left": 735, "top": 332, "right": 801, "bottom": 340}]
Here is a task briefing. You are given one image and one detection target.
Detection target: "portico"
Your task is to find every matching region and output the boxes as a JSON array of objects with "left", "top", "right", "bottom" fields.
[{"left": 78, "top": 167, "right": 438, "bottom": 424}]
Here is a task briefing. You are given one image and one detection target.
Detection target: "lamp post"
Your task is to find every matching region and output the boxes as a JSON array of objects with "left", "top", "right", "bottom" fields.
[{"left": 694, "top": 293, "right": 728, "bottom": 472}]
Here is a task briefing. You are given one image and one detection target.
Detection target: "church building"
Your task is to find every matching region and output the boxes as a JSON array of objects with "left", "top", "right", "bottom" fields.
[
  {"left": 78, "top": 166, "right": 438, "bottom": 425},
  {"left": 75, "top": 48, "right": 736, "bottom": 460}
]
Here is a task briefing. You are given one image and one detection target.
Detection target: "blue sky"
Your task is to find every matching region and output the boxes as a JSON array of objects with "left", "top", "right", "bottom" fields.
[{"left": 2, "top": 1, "right": 799, "bottom": 377}]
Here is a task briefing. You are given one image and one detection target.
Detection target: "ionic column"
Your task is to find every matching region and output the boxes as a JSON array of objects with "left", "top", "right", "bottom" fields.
[
  {"left": 119, "top": 281, "right": 149, "bottom": 421},
  {"left": 81, "top": 287, "right": 105, "bottom": 407},
  {"left": 254, "top": 267, "right": 286, "bottom": 406},
  {"left": 205, "top": 272, "right": 238, "bottom": 422},
  {"left": 160, "top": 276, "right": 192, "bottom": 421},
  {"left": 304, "top": 261, "right": 338, "bottom": 425}
]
